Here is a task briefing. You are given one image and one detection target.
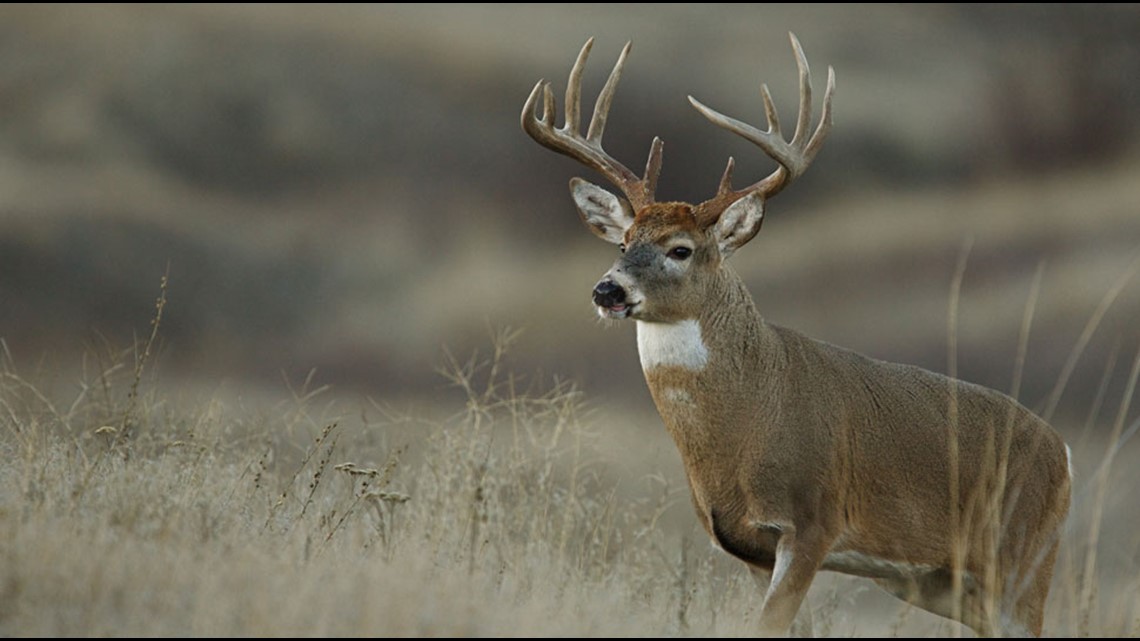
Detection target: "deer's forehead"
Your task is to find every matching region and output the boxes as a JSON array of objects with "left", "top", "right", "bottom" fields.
[{"left": 626, "top": 203, "right": 703, "bottom": 244}]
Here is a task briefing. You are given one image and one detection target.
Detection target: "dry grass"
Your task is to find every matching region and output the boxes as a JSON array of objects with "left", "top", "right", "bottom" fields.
[
  {"left": 0, "top": 325, "right": 752, "bottom": 636},
  {"left": 1, "top": 301, "right": 1138, "bottom": 637}
]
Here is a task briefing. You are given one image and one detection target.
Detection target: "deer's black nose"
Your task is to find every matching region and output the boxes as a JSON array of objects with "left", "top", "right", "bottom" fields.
[{"left": 592, "top": 280, "right": 626, "bottom": 308}]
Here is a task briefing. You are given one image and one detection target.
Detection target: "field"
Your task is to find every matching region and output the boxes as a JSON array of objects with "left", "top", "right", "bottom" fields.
[
  {"left": 1, "top": 5, "right": 1139, "bottom": 637},
  {"left": 2, "top": 318, "right": 1139, "bottom": 636}
]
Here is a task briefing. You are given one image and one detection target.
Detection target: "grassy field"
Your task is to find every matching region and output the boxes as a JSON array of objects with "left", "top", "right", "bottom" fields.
[{"left": 2, "top": 311, "right": 1137, "bottom": 637}]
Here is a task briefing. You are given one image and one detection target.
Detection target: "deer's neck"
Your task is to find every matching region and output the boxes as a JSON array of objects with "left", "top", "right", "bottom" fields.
[{"left": 635, "top": 268, "right": 783, "bottom": 456}]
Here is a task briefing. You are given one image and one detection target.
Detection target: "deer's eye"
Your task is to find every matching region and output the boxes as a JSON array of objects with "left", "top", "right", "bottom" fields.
[
  {"left": 667, "top": 246, "right": 692, "bottom": 260},
  {"left": 619, "top": 243, "right": 626, "bottom": 254}
]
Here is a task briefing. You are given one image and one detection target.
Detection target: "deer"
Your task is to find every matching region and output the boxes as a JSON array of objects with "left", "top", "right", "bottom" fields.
[{"left": 520, "top": 34, "right": 1073, "bottom": 637}]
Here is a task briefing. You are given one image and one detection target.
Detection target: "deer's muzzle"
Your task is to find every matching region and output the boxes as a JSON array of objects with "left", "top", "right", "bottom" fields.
[{"left": 592, "top": 279, "right": 629, "bottom": 316}]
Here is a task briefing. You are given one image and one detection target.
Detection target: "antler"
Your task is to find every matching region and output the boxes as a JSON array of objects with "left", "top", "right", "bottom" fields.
[
  {"left": 521, "top": 39, "right": 663, "bottom": 211},
  {"left": 688, "top": 33, "right": 835, "bottom": 217}
]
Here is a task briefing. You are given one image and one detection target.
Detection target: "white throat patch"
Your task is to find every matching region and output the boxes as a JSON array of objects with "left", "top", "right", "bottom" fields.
[{"left": 636, "top": 319, "right": 709, "bottom": 371}]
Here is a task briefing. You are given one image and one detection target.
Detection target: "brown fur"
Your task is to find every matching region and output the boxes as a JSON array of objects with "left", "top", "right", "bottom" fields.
[{"left": 632, "top": 241, "right": 1070, "bottom": 636}]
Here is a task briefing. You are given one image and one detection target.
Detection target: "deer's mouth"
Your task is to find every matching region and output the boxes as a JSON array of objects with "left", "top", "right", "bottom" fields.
[{"left": 597, "top": 301, "right": 638, "bottom": 320}]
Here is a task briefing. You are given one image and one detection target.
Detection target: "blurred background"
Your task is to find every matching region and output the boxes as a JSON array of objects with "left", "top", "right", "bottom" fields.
[{"left": 1, "top": 4, "right": 1138, "bottom": 424}]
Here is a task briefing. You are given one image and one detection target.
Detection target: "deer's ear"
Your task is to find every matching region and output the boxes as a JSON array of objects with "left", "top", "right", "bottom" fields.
[
  {"left": 570, "top": 178, "right": 634, "bottom": 245},
  {"left": 713, "top": 192, "right": 765, "bottom": 258}
]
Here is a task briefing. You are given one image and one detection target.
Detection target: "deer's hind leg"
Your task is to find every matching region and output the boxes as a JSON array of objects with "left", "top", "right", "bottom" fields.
[
  {"left": 1003, "top": 537, "right": 1059, "bottom": 637},
  {"left": 874, "top": 568, "right": 1007, "bottom": 637}
]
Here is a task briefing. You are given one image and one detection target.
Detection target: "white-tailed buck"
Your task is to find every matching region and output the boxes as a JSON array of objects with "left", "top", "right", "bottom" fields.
[{"left": 521, "top": 34, "right": 1071, "bottom": 636}]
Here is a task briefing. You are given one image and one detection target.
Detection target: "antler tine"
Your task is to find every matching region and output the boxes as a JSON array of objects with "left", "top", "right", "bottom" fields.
[
  {"left": 760, "top": 84, "right": 781, "bottom": 139},
  {"left": 716, "top": 156, "right": 737, "bottom": 198},
  {"left": 521, "top": 40, "right": 660, "bottom": 210},
  {"left": 586, "top": 41, "right": 631, "bottom": 144},
  {"left": 565, "top": 38, "right": 593, "bottom": 135},
  {"left": 789, "top": 33, "right": 812, "bottom": 148},
  {"left": 688, "top": 32, "right": 835, "bottom": 210},
  {"left": 807, "top": 66, "right": 836, "bottom": 162},
  {"left": 644, "top": 136, "right": 664, "bottom": 198},
  {"left": 543, "top": 82, "right": 557, "bottom": 128}
]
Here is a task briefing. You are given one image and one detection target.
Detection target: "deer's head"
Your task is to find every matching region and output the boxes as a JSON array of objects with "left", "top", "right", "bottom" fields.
[{"left": 522, "top": 35, "right": 834, "bottom": 322}]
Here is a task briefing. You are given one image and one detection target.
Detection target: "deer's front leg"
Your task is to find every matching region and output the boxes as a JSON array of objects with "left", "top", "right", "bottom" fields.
[
  {"left": 757, "top": 525, "right": 829, "bottom": 636},
  {"left": 751, "top": 565, "right": 814, "bottom": 637}
]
